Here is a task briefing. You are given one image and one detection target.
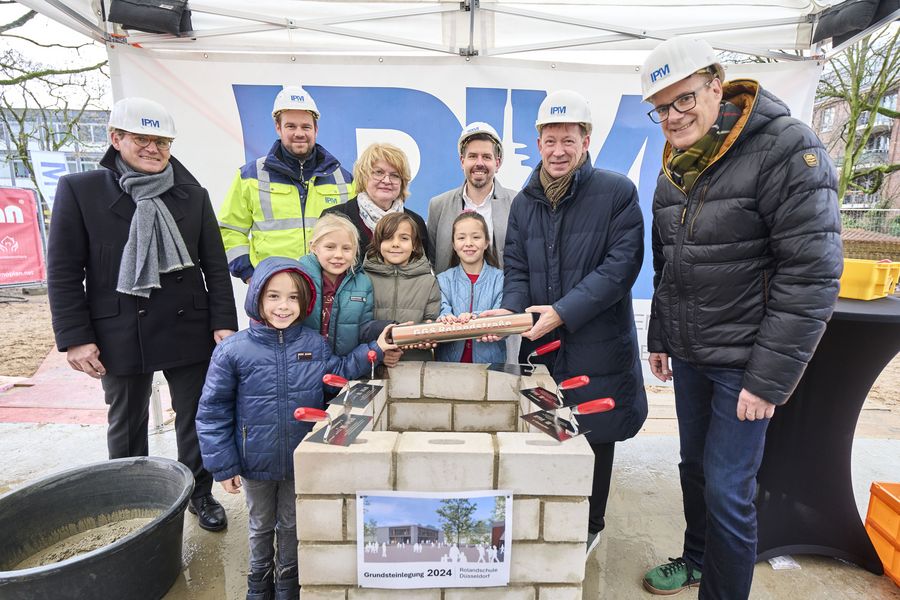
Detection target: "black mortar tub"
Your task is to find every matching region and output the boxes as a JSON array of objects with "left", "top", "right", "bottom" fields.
[{"left": 0, "top": 457, "right": 194, "bottom": 600}]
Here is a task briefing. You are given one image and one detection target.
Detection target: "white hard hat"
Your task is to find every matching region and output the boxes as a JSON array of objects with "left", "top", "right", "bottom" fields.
[
  {"left": 458, "top": 122, "right": 502, "bottom": 158},
  {"left": 108, "top": 97, "right": 177, "bottom": 138},
  {"left": 641, "top": 37, "right": 725, "bottom": 102},
  {"left": 534, "top": 90, "right": 593, "bottom": 135},
  {"left": 272, "top": 85, "right": 320, "bottom": 120}
]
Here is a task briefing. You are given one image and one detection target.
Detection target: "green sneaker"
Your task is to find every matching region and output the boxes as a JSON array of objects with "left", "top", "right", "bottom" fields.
[{"left": 642, "top": 557, "right": 701, "bottom": 595}]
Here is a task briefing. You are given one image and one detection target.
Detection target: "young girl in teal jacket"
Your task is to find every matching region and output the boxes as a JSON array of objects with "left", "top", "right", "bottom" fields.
[{"left": 300, "top": 213, "right": 399, "bottom": 366}]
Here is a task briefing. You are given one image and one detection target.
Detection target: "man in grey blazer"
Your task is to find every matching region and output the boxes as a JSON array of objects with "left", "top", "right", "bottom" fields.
[{"left": 427, "top": 122, "right": 516, "bottom": 274}]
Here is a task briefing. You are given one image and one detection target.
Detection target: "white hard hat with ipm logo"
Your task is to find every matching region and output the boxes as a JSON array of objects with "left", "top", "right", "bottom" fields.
[
  {"left": 458, "top": 122, "right": 502, "bottom": 158},
  {"left": 108, "top": 97, "right": 177, "bottom": 138},
  {"left": 272, "top": 85, "right": 320, "bottom": 120},
  {"left": 641, "top": 36, "right": 725, "bottom": 102},
  {"left": 534, "top": 90, "right": 593, "bottom": 136}
]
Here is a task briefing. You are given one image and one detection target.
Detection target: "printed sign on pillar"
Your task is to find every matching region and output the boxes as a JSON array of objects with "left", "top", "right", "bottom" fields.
[
  {"left": 0, "top": 187, "right": 46, "bottom": 286},
  {"left": 29, "top": 151, "right": 70, "bottom": 212},
  {"left": 357, "top": 490, "right": 512, "bottom": 589}
]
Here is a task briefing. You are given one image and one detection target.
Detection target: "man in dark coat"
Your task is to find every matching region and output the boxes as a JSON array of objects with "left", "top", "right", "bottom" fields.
[
  {"left": 639, "top": 37, "right": 842, "bottom": 598},
  {"left": 47, "top": 97, "right": 239, "bottom": 532},
  {"left": 483, "top": 89, "right": 648, "bottom": 559}
]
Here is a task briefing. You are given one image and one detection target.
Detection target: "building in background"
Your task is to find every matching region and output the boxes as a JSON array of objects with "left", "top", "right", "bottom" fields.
[
  {"left": 0, "top": 108, "right": 110, "bottom": 192},
  {"left": 812, "top": 85, "right": 899, "bottom": 209}
]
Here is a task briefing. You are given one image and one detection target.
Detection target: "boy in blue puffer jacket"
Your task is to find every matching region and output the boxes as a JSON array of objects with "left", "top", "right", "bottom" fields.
[{"left": 197, "top": 256, "right": 396, "bottom": 600}]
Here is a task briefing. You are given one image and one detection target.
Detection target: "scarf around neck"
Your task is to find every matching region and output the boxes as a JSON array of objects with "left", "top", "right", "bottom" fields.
[
  {"left": 115, "top": 154, "right": 194, "bottom": 298},
  {"left": 540, "top": 153, "right": 588, "bottom": 208},
  {"left": 356, "top": 191, "right": 404, "bottom": 233},
  {"left": 667, "top": 100, "right": 741, "bottom": 194}
]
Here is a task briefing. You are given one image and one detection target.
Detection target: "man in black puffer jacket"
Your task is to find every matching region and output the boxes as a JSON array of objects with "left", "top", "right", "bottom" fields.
[{"left": 639, "top": 37, "right": 842, "bottom": 599}]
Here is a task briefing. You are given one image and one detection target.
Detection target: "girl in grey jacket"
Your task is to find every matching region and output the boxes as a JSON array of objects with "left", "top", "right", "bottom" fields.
[{"left": 363, "top": 212, "right": 441, "bottom": 361}]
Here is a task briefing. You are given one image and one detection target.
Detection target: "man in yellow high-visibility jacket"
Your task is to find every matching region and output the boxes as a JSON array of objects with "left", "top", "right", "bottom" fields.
[{"left": 219, "top": 85, "right": 354, "bottom": 282}]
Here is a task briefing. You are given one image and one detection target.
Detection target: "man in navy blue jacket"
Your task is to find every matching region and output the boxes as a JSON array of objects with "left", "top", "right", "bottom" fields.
[{"left": 483, "top": 89, "right": 648, "bottom": 559}]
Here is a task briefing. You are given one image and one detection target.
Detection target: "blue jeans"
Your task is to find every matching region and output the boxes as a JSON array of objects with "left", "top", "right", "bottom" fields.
[{"left": 672, "top": 357, "right": 770, "bottom": 600}]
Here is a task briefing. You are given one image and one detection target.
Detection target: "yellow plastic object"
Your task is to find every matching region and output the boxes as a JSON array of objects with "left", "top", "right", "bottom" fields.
[
  {"left": 865, "top": 482, "right": 900, "bottom": 587},
  {"left": 839, "top": 259, "right": 898, "bottom": 300}
]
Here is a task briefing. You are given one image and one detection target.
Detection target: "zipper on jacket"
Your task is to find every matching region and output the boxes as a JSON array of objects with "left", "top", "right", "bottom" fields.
[
  {"left": 242, "top": 425, "right": 247, "bottom": 458},
  {"left": 392, "top": 266, "right": 400, "bottom": 323},
  {"left": 277, "top": 328, "right": 286, "bottom": 477},
  {"left": 688, "top": 181, "right": 711, "bottom": 241}
]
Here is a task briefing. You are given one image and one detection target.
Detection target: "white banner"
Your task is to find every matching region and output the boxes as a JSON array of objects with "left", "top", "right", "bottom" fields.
[
  {"left": 357, "top": 490, "right": 512, "bottom": 589},
  {"left": 108, "top": 48, "right": 821, "bottom": 381},
  {"left": 108, "top": 47, "right": 821, "bottom": 302},
  {"left": 28, "top": 150, "right": 69, "bottom": 212}
]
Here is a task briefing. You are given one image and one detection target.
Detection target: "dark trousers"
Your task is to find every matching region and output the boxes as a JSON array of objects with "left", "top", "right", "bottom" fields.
[
  {"left": 671, "top": 357, "right": 770, "bottom": 600},
  {"left": 101, "top": 361, "right": 213, "bottom": 499},
  {"left": 588, "top": 441, "right": 616, "bottom": 534}
]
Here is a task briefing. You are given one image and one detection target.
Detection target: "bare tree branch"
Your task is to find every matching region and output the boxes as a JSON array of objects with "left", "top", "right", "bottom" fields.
[
  {"left": 0, "top": 10, "right": 36, "bottom": 34},
  {"left": 815, "top": 26, "right": 900, "bottom": 202},
  {"left": 0, "top": 61, "right": 108, "bottom": 86},
  {"left": 1, "top": 33, "right": 92, "bottom": 50}
]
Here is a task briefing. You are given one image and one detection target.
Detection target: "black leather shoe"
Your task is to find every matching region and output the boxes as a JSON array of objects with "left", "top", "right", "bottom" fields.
[{"left": 188, "top": 494, "right": 228, "bottom": 532}]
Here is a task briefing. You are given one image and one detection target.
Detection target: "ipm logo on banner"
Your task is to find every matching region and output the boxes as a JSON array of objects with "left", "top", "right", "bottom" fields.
[
  {"left": 231, "top": 85, "right": 666, "bottom": 300},
  {"left": 0, "top": 188, "right": 46, "bottom": 286}
]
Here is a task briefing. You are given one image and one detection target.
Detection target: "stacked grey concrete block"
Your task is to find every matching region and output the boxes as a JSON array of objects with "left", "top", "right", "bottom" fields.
[{"left": 294, "top": 362, "right": 594, "bottom": 599}]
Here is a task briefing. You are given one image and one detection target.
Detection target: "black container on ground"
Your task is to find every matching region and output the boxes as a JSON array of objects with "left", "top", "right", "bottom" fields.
[{"left": 0, "top": 457, "right": 194, "bottom": 600}]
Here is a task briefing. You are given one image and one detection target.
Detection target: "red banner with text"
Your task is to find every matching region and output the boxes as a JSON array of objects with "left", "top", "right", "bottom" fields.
[{"left": 0, "top": 187, "right": 46, "bottom": 286}]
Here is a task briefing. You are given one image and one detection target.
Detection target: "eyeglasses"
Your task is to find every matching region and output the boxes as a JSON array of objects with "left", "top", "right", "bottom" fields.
[
  {"left": 370, "top": 168, "right": 401, "bottom": 184},
  {"left": 126, "top": 133, "right": 173, "bottom": 150},
  {"left": 647, "top": 79, "right": 715, "bottom": 124}
]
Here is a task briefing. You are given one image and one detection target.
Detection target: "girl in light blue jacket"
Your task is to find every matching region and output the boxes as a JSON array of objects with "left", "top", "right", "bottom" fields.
[{"left": 436, "top": 211, "right": 506, "bottom": 364}]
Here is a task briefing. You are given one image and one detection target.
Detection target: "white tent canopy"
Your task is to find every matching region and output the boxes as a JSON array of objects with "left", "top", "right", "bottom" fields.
[{"left": 20, "top": 0, "right": 864, "bottom": 64}]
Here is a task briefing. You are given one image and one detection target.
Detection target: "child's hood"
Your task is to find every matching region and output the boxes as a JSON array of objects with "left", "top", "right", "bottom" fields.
[
  {"left": 363, "top": 254, "right": 434, "bottom": 278},
  {"left": 246, "top": 256, "right": 317, "bottom": 322}
]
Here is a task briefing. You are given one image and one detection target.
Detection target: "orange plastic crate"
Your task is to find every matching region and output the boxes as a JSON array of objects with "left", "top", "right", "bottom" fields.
[{"left": 865, "top": 482, "right": 900, "bottom": 587}]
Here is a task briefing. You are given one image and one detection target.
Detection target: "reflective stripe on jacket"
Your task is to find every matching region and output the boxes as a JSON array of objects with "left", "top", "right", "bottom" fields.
[{"left": 219, "top": 141, "right": 354, "bottom": 275}]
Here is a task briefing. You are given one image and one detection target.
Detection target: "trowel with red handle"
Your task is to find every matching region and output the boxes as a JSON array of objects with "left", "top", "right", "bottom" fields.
[
  {"left": 521, "top": 397, "right": 616, "bottom": 442},
  {"left": 325, "top": 371, "right": 383, "bottom": 410},
  {"left": 487, "top": 339, "right": 560, "bottom": 377},
  {"left": 521, "top": 370, "right": 589, "bottom": 411},
  {"left": 295, "top": 405, "right": 371, "bottom": 446}
]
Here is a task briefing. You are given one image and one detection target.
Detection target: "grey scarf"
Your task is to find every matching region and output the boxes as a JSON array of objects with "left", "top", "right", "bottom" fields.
[{"left": 115, "top": 155, "right": 194, "bottom": 298}]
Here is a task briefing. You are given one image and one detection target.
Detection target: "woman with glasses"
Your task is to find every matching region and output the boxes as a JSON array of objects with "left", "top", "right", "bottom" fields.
[{"left": 322, "top": 142, "right": 430, "bottom": 266}]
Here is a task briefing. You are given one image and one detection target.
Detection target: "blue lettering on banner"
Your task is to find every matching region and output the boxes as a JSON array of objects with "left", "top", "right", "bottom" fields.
[
  {"left": 650, "top": 64, "right": 670, "bottom": 82},
  {"left": 141, "top": 118, "right": 161, "bottom": 127},
  {"left": 40, "top": 161, "right": 67, "bottom": 183},
  {"left": 231, "top": 84, "right": 665, "bottom": 299}
]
